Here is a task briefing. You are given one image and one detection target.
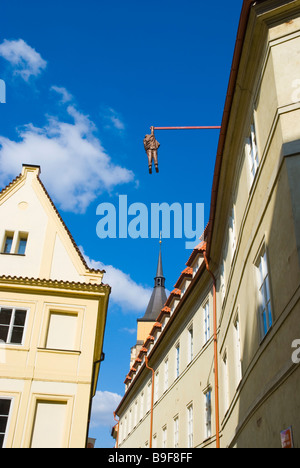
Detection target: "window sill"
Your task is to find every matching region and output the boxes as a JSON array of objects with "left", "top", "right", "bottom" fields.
[
  {"left": 0, "top": 253, "right": 26, "bottom": 257},
  {"left": 37, "top": 347, "right": 81, "bottom": 355}
]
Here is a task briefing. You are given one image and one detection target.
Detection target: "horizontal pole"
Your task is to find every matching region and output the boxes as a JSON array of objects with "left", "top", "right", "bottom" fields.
[{"left": 152, "top": 126, "right": 221, "bottom": 130}]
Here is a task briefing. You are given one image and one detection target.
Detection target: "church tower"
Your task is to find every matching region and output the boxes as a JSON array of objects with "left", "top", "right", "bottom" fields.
[{"left": 130, "top": 242, "right": 167, "bottom": 367}]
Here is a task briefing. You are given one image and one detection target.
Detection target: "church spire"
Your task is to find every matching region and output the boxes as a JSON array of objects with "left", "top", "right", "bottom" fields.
[{"left": 142, "top": 240, "right": 167, "bottom": 321}]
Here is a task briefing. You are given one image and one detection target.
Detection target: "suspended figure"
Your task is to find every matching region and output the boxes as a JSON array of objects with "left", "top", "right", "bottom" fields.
[{"left": 143, "top": 126, "right": 160, "bottom": 174}]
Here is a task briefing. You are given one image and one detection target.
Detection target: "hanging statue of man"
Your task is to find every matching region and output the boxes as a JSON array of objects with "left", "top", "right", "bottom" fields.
[{"left": 143, "top": 127, "right": 160, "bottom": 174}]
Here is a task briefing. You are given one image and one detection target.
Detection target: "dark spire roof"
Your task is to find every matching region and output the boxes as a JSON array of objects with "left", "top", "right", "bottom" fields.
[{"left": 141, "top": 242, "right": 167, "bottom": 322}]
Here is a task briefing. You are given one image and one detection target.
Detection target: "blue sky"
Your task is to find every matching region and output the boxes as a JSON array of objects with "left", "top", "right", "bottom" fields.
[{"left": 0, "top": 0, "right": 242, "bottom": 447}]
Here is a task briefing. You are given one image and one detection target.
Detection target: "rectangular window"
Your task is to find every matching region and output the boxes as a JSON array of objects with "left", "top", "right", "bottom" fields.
[
  {"left": 204, "top": 302, "right": 210, "bottom": 344},
  {"left": 30, "top": 400, "right": 68, "bottom": 448},
  {"left": 162, "top": 426, "right": 167, "bottom": 448},
  {"left": 1, "top": 231, "right": 28, "bottom": 255},
  {"left": 246, "top": 123, "right": 259, "bottom": 186},
  {"left": 140, "top": 393, "right": 144, "bottom": 421},
  {"left": 256, "top": 249, "right": 272, "bottom": 338},
  {"left": 16, "top": 233, "right": 28, "bottom": 255},
  {"left": 175, "top": 344, "right": 180, "bottom": 378},
  {"left": 234, "top": 314, "right": 242, "bottom": 384},
  {"left": 188, "top": 326, "right": 193, "bottom": 363},
  {"left": 134, "top": 401, "right": 138, "bottom": 428},
  {"left": 46, "top": 312, "right": 78, "bottom": 351},
  {"left": 164, "top": 358, "right": 169, "bottom": 392},
  {"left": 229, "top": 206, "right": 237, "bottom": 260},
  {"left": 223, "top": 350, "right": 229, "bottom": 412},
  {"left": 155, "top": 371, "right": 159, "bottom": 402},
  {"left": 187, "top": 404, "right": 193, "bottom": 448},
  {"left": 204, "top": 390, "right": 212, "bottom": 439},
  {"left": 220, "top": 262, "right": 226, "bottom": 303},
  {"left": 0, "top": 307, "right": 27, "bottom": 345},
  {"left": 174, "top": 416, "right": 179, "bottom": 448},
  {"left": 3, "top": 233, "right": 13, "bottom": 254},
  {"left": 0, "top": 398, "right": 12, "bottom": 448},
  {"left": 147, "top": 381, "right": 151, "bottom": 413}
]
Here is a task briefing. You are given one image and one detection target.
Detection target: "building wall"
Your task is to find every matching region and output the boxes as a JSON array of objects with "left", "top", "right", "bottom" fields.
[
  {"left": 0, "top": 283, "right": 106, "bottom": 448},
  {"left": 0, "top": 165, "right": 110, "bottom": 448},
  {"left": 115, "top": 1, "right": 300, "bottom": 449}
]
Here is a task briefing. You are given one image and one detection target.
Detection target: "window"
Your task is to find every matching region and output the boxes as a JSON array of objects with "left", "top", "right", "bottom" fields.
[
  {"left": 3, "top": 233, "right": 13, "bottom": 254},
  {"left": 134, "top": 401, "right": 138, "bottom": 428},
  {"left": 162, "top": 426, "right": 167, "bottom": 448},
  {"left": 46, "top": 312, "right": 78, "bottom": 351},
  {"left": 30, "top": 400, "right": 69, "bottom": 448},
  {"left": 246, "top": 123, "right": 259, "bottom": 186},
  {"left": 164, "top": 358, "right": 169, "bottom": 392},
  {"left": 147, "top": 381, "right": 151, "bottom": 413},
  {"left": 222, "top": 350, "right": 229, "bottom": 412},
  {"left": 16, "top": 233, "right": 28, "bottom": 255},
  {"left": 174, "top": 416, "right": 179, "bottom": 448},
  {"left": 188, "top": 326, "right": 193, "bottom": 363},
  {"left": 155, "top": 371, "right": 159, "bottom": 402},
  {"left": 220, "top": 262, "right": 226, "bottom": 303},
  {"left": 204, "top": 389, "right": 212, "bottom": 439},
  {"left": 0, "top": 398, "right": 12, "bottom": 448},
  {"left": 1, "top": 231, "right": 28, "bottom": 255},
  {"left": 140, "top": 392, "right": 144, "bottom": 421},
  {"left": 204, "top": 302, "right": 210, "bottom": 344},
  {"left": 0, "top": 307, "right": 27, "bottom": 345},
  {"left": 234, "top": 314, "right": 242, "bottom": 384},
  {"left": 175, "top": 344, "right": 180, "bottom": 378},
  {"left": 256, "top": 249, "right": 272, "bottom": 338},
  {"left": 187, "top": 404, "right": 193, "bottom": 448},
  {"left": 229, "top": 206, "right": 237, "bottom": 260}
]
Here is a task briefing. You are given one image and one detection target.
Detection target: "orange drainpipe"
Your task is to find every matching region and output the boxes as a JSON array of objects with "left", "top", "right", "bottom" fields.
[
  {"left": 113, "top": 412, "right": 119, "bottom": 448},
  {"left": 145, "top": 356, "right": 155, "bottom": 448},
  {"left": 203, "top": 251, "right": 220, "bottom": 449}
]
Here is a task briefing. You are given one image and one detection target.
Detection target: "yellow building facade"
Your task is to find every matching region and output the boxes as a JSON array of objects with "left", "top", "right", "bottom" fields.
[
  {"left": 0, "top": 165, "right": 110, "bottom": 448},
  {"left": 113, "top": 0, "right": 300, "bottom": 448}
]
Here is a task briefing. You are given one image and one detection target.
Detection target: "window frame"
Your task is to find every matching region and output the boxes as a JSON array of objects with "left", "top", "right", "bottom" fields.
[
  {"left": 204, "top": 388, "right": 212, "bottom": 440},
  {"left": 203, "top": 301, "right": 210, "bottom": 344},
  {"left": 0, "top": 397, "right": 13, "bottom": 448},
  {"left": 246, "top": 122, "right": 259, "bottom": 187},
  {"left": 173, "top": 415, "right": 179, "bottom": 449},
  {"left": 187, "top": 403, "right": 193, "bottom": 448},
  {"left": 0, "top": 306, "right": 28, "bottom": 346},
  {"left": 188, "top": 325, "right": 194, "bottom": 364},
  {"left": 175, "top": 343, "right": 180, "bottom": 379},
  {"left": 1, "top": 231, "right": 29, "bottom": 256},
  {"left": 255, "top": 246, "right": 273, "bottom": 340}
]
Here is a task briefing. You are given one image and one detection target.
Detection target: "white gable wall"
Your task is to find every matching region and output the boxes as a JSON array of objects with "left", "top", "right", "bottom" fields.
[
  {"left": 0, "top": 170, "right": 48, "bottom": 278},
  {"left": 0, "top": 166, "right": 87, "bottom": 283},
  {"left": 50, "top": 233, "right": 82, "bottom": 282}
]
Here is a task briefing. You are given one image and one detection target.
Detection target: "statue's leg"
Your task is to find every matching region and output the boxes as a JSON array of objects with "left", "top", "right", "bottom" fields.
[
  {"left": 153, "top": 151, "right": 159, "bottom": 173},
  {"left": 147, "top": 151, "right": 152, "bottom": 174}
]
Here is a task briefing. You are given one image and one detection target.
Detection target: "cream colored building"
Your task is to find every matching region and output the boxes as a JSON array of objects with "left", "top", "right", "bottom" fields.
[
  {"left": 0, "top": 164, "right": 110, "bottom": 448},
  {"left": 113, "top": 0, "right": 300, "bottom": 448}
]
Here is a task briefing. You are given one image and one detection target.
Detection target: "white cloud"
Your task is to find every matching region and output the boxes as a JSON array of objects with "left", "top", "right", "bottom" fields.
[
  {"left": 0, "top": 39, "right": 47, "bottom": 81},
  {"left": 82, "top": 250, "right": 152, "bottom": 314},
  {"left": 51, "top": 85, "right": 73, "bottom": 103},
  {"left": 90, "top": 391, "right": 122, "bottom": 428},
  {"left": 102, "top": 107, "right": 125, "bottom": 131},
  {"left": 0, "top": 98, "right": 134, "bottom": 213}
]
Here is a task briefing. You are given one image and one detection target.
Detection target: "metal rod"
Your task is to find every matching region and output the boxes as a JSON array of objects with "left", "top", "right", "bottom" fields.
[{"left": 152, "top": 126, "right": 221, "bottom": 130}]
